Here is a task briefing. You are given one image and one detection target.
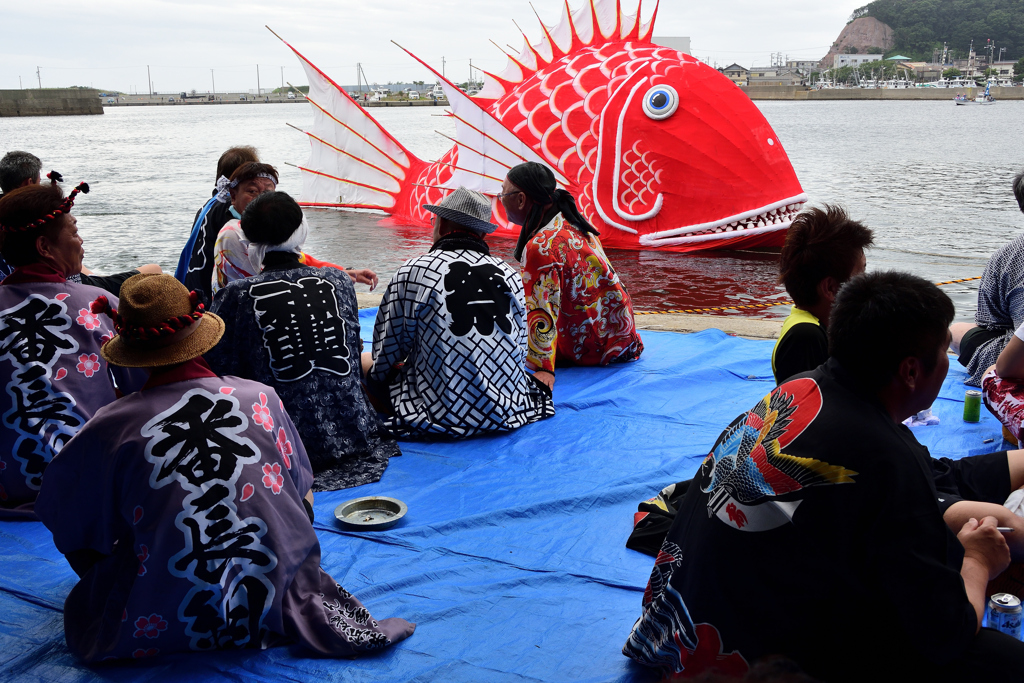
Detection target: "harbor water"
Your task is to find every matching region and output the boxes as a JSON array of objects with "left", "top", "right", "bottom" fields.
[{"left": 2, "top": 100, "right": 1022, "bottom": 321}]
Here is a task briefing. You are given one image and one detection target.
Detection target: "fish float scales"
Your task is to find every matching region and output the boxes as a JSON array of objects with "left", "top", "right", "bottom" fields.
[{"left": 271, "top": 0, "right": 807, "bottom": 253}]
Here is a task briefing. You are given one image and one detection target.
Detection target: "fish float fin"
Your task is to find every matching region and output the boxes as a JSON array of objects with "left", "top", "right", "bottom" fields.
[
  {"left": 268, "top": 26, "right": 421, "bottom": 210},
  {"left": 390, "top": 41, "right": 568, "bottom": 196}
]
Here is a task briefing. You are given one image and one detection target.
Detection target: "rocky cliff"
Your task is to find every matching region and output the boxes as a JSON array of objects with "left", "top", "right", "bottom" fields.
[{"left": 818, "top": 17, "right": 895, "bottom": 70}]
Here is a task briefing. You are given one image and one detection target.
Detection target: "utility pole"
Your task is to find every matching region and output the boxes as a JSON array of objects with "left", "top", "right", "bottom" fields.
[
  {"left": 36, "top": 66, "right": 41, "bottom": 89},
  {"left": 469, "top": 58, "right": 473, "bottom": 86},
  {"left": 148, "top": 65, "right": 152, "bottom": 97},
  {"left": 442, "top": 56, "right": 446, "bottom": 79},
  {"left": 280, "top": 66, "right": 284, "bottom": 90},
  {"left": 256, "top": 64, "right": 261, "bottom": 96},
  {"left": 357, "top": 62, "right": 362, "bottom": 92},
  {"left": 211, "top": 69, "right": 216, "bottom": 97}
]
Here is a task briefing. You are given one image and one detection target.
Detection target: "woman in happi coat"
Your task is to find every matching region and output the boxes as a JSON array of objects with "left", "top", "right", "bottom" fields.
[
  {"left": 36, "top": 274, "right": 414, "bottom": 661},
  {"left": 206, "top": 191, "right": 399, "bottom": 490},
  {"left": 499, "top": 162, "right": 643, "bottom": 392},
  {"left": 0, "top": 181, "right": 143, "bottom": 517},
  {"left": 210, "top": 162, "right": 377, "bottom": 298}
]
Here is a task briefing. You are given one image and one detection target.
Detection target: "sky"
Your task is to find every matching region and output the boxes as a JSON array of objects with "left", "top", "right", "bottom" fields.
[{"left": 2, "top": 0, "right": 865, "bottom": 94}]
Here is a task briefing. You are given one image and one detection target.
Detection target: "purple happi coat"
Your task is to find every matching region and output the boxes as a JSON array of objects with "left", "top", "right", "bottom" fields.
[
  {"left": 36, "top": 369, "right": 414, "bottom": 662},
  {"left": 0, "top": 270, "right": 143, "bottom": 516}
]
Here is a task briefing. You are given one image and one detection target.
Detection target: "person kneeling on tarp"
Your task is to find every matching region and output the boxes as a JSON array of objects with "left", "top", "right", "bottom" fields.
[
  {"left": 36, "top": 274, "right": 414, "bottom": 662},
  {"left": 623, "top": 272, "right": 1024, "bottom": 681},
  {"left": 207, "top": 191, "right": 399, "bottom": 490},
  {"left": 362, "top": 187, "right": 554, "bottom": 438},
  {"left": 0, "top": 181, "right": 145, "bottom": 518},
  {"left": 773, "top": 204, "right": 872, "bottom": 385},
  {"left": 499, "top": 162, "right": 643, "bottom": 392}
]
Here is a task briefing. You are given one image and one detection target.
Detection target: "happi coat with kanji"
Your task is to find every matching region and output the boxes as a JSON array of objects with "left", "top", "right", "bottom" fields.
[
  {"left": 207, "top": 253, "right": 399, "bottom": 490},
  {"left": 36, "top": 369, "right": 414, "bottom": 662},
  {"left": 367, "top": 235, "right": 555, "bottom": 438},
  {"left": 0, "top": 268, "right": 142, "bottom": 516}
]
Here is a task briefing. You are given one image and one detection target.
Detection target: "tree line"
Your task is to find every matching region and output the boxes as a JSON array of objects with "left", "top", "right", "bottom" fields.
[{"left": 855, "top": 0, "right": 1024, "bottom": 61}]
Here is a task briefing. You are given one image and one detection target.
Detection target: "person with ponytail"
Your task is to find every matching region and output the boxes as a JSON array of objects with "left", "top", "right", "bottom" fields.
[
  {"left": 500, "top": 162, "right": 643, "bottom": 390},
  {"left": 0, "top": 181, "right": 145, "bottom": 517}
]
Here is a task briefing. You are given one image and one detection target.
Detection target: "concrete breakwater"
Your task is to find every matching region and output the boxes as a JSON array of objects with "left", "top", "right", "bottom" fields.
[
  {"left": 0, "top": 89, "right": 103, "bottom": 117},
  {"left": 742, "top": 86, "right": 1024, "bottom": 101}
]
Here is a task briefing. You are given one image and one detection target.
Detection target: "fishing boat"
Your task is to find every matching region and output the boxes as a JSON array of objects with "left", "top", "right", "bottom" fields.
[{"left": 955, "top": 82, "right": 995, "bottom": 105}]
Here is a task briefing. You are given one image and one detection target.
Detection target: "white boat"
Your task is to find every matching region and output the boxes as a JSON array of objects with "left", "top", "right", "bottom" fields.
[{"left": 955, "top": 82, "right": 996, "bottom": 105}]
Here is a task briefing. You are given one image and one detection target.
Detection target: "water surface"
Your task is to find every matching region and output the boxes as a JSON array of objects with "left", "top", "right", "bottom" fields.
[{"left": 3, "top": 100, "right": 1022, "bottom": 321}]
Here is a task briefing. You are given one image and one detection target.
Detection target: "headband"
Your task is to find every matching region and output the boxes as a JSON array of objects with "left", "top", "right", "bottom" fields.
[
  {"left": 217, "top": 173, "right": 279, "bottom": 204},
  {"left": 0, "top": 182, "right": 90, "bottom": 233},
  {"left": 91, "top": 291, "right": 206, "bottom": 345}
]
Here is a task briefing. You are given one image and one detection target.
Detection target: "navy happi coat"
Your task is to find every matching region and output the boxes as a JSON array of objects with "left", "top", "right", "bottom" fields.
[
  {"left": 36, "top": 368, "right": 414, "bottom": 661},
  {"left": 0, "top": 267, "right": 144, "bottom": 516},
  {"left": 207, "top": 253, "right": 399, "bottom": 490}
]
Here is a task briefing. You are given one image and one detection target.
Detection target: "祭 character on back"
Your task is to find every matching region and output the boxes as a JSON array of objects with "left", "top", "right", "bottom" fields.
[{"left": 272, "top": 0, "right": 806, "bottom": 253}]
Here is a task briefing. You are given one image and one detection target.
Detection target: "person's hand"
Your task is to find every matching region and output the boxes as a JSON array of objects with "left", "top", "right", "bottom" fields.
[
  {"left": 958, "top": 516, "right": 1011, "bottom": 580},
  {"left": 533, "top": 370, "right": 555, "bottom": 391},
  {"left": 347, "top": 268, "right": 379, "bottom": 291}
]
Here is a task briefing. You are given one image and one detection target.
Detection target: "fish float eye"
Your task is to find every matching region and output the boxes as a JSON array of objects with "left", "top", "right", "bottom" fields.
[{"left": 642, "top": 85, "right": 679, "bottom": 120}]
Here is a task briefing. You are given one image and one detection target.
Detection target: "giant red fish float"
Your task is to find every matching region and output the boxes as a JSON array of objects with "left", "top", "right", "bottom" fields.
[{"left": 273, "top": 0, "right": 807, "bottom": 252}]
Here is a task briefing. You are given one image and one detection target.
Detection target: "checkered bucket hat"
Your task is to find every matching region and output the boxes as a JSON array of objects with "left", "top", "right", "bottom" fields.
[{"left": 423, "top": 187, "right": 498, "bottom": 234}]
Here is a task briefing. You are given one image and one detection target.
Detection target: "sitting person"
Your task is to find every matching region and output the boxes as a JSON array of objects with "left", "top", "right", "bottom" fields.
[
  {"left": 951, "top": 169, "right": 1024, "bottom": 387},
  {"left": 363, "top": 187, "right": 555, "bottom": 438},
  {"left": 207, "top": 192, "right": 399, "bottom": 490},
  {"left": 773, "top": 204, "right": 872, "bottom": 384},
  {"left": 1, "top": 154, "right": 160, "bottom": 291},
  {"left": 177, "top": 146, "right": 260, "bottom": 301},
  {"left": 210, "top": 162, "right": 377, "bottom": 297},
  {"left": 623, "top": 271, "right": 1024, "bottom": 681},
  {"left": 36, "top": 273, "right": 414, "bottom": 661},
  {"left": 0, "top": 182, "right": 143, "bottom": 517},
  {"left": 500, "top": 162, "right": 643, "bottom": 391}
]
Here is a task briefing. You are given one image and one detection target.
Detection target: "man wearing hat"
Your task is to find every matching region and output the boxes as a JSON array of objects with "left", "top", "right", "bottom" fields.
[
  {"left": 36, "top": 274, "right": 414, "bottom": 661},
  {"left": 363, "top": 187, "right": 555, "bottom": 438}
]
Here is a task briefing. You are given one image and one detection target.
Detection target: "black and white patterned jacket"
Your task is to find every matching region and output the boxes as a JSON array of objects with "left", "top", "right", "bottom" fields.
[{"left": 367, "top": 235, "right": 555, "bottom": 438}]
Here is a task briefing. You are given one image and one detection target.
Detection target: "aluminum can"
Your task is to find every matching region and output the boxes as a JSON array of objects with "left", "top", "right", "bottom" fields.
[
  {"left": 984, "top": 593, "right": 1022, "bottom": 639},
  {"left": 963, "top": 390, "right": 982, "bottom": 423}
]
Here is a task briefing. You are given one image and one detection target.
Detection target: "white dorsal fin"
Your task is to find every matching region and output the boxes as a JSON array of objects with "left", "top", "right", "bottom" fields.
[
  {"left": 269, "top": 26, "right": 418, "bottom": 209},
  {"left": 392, "top": 41, "right": 569, "bottom": 195}
]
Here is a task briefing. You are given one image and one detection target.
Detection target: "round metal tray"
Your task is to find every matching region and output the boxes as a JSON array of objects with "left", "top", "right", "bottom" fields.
[{"left": 334, "top": 496, "right": 407, "bottom": 531}]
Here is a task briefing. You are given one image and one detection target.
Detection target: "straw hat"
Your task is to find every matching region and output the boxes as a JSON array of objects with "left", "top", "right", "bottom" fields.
[
  {"left": 422, "top": 187, "right": 499, "bottom": 234},
  {"left": 97, "top": 274, "right": 225, "bottom": 368}
]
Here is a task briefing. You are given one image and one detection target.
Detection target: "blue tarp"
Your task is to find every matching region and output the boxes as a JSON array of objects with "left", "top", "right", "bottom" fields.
[{"left": 0, "top": 309, "right": 1009, "bottom": 682}]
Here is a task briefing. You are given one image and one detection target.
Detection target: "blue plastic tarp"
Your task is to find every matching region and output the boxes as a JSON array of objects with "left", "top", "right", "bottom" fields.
[{"left": 0, "top": 309, "right": 1009, "bottom": 682}]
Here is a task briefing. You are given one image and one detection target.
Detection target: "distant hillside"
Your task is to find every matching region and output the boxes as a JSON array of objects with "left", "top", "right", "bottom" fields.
[{"left": 853, "top": 0, "right": 1024, "bottom": 60}]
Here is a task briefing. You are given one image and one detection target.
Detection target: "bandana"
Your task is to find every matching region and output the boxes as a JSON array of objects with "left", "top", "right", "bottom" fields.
[
  {"left": 244, "top": 216, "right": 309, "bottom": 273},
  {"left": 216, "top": 173, "right": 278, "bottom": 204}
]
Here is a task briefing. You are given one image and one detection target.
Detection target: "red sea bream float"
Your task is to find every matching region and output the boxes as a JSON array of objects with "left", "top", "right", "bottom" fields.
[{"left": 272, "top": 0, "right": 807, "bottom": 252}]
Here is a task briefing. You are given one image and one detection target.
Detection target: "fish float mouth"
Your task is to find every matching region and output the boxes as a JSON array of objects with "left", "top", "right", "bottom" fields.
[{"left": 638, "top": 193, "right": 808, "bottom": 248}]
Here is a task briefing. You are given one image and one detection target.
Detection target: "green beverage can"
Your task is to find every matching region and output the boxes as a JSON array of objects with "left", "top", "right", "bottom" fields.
[{"left": 964, "top": 390, "right": 982, "bottom": 423}]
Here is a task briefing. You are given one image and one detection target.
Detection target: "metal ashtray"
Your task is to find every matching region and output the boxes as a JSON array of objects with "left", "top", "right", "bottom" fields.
[{"left": 334, "top": 496, "right": 407, "bottom": 531}]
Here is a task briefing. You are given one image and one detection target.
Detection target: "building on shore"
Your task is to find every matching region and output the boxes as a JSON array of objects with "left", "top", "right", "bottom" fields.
[
  {"left": 786, "top": 60, "right": 818, "bottom": 76},
  {"left": 720, "top": 64, "right": 749, "bottom": 86},
  {"left": 833, "top": 53, "right": 883, "bottom": 69},
  {"left": 748, "top": 67, "right": 803, "bottom": 86}
]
